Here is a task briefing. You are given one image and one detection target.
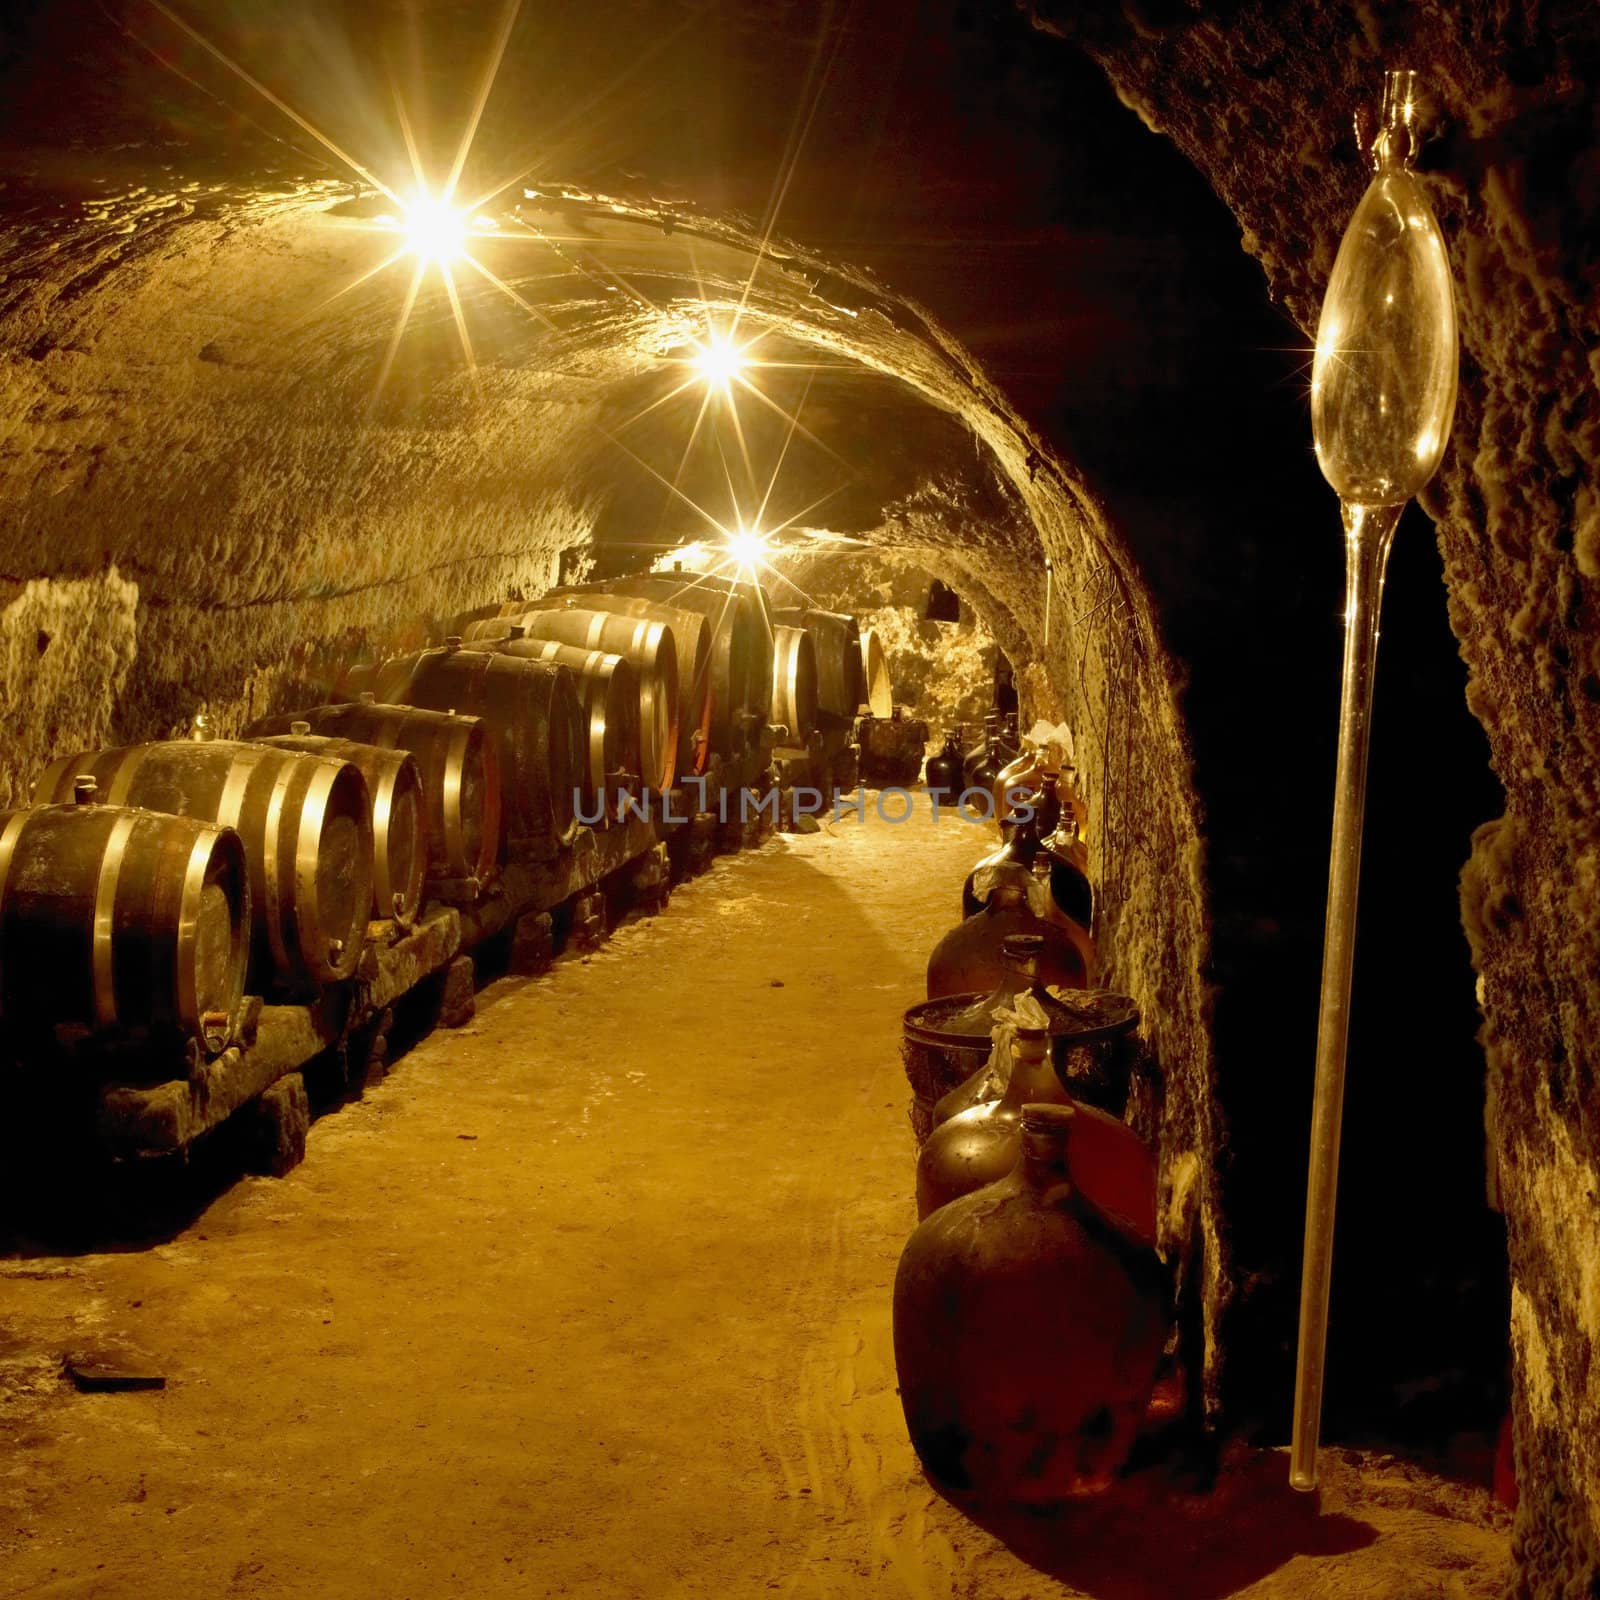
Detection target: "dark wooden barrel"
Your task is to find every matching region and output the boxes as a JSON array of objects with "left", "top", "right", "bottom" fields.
[
  {"left": 248, "top": 702, "right": 502, "bottom": 889},
  {"left": 451, "top": 599, "right": 522, "bottom": 632},
  {"left": 0, "top": 790, "right": 249, "bottom": 1046},
  {"left": 515, "top": 601, "right": 704, "bottom": 777},
  {"left": 460, "top": 611, "right": 672, "bottom": 787},
  {"left": 529, "top": 594, "right": 714, "bottom": 775},
  {"left": 596, "top": 574, "right": 770, "bottom": 761},
  {"left": 250, "top": 730, "right": 427, "bottom": 924},
  {"left": 773, "top": 607, "right": 865, "bottom": 726},
  {"left": 36, "top": 742, "right": 372, "bottom": 988},
  {"left": 633, "top": 570, "right": 775, "bottom": 711},
  {"left": 367, "top": 646, "right": 585, "bottom": 854},
  {"left": 860, "top": 627, "right": 894, "bottom": 719},
  {"left": 770, "top": 623, "right": 819, "bottom": 742},
  {"left": 468, "top": 637, "right": 641, "bottom": 811}
]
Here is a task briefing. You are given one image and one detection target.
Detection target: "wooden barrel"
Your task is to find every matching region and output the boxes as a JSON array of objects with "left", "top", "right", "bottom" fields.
[
  {"left": 860, "top": 628, "right": 893, "bottom": 719},
  {"left": 36, "top": 742, "right": 372, "bottom": 987},
  {"left": 470, "top": 637, "right": 641, "bottom": 810},
  {"left": 507, "top": 606, "right": 691, "bottom": 783},
  {"left": 770, "top": 624, "right": 819, "bottom": 742},
  {"left": 464, "top": 611, "right": 675, "bottom": 787},
  {"left": 247, "top": 702, "right": 501, "bottom": 888},
  {"left": 528, "top": 594, "right": 713, "bottom": 775},
  {"left": 250, "top": 731, "right": 427, "bottom": 924},
  {"left": 600, "top": 575, "right": 771, "bottom": 761},
  {"left": 368, "top": 646, "right": 585, "bottom": 854},
  {"left": 457, "top": 616, "right": 531, "bottom": 645},
  {"left": 451, "top": 599, "right": 523, "bottom": 633},
  {"left": 772, "top": 608, "right": 865, "bottom": 726},
  {"left": 641, "top": 569, "right": 775, "bottom": 699},
  {"left": 0, "top": 791, "right": 249, "bottom": 1046}
]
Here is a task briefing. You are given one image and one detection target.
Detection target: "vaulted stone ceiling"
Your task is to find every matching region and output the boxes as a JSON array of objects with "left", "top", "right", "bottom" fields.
[{"left": 7, "top": 1, "right": 1593, "bottom": 1591}]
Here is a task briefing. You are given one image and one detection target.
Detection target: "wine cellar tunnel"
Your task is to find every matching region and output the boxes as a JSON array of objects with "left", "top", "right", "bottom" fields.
[{"left": 0, "top": 2, "right": 1595, "bottom": 1597}]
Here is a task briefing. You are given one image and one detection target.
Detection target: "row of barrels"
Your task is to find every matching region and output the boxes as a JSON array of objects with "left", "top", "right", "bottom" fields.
[
  {"left": 0, "top": 572, "right": 885, "bottom": 1065},
  {"left": 454, "top": 572, "right": 884, "bottom": 782},
  {"left": 5, "top": 697, "right": 502, "bottom": 1053}
]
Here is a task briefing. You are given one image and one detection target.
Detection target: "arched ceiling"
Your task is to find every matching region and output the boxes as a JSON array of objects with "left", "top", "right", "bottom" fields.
[{"left": 0, "top": 0, "right": 1221, "bottom": 1404}]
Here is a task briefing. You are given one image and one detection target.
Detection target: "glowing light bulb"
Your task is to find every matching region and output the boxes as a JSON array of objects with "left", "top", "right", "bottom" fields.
[
  {"left": 725, "top": 527, "right": 768, "bottom": 566},
  {"left": 694, "top": 334, "right": 746, "bottom": 388},
  {"left": 403, "top": 194, "right": 468, "bottom": 266}
]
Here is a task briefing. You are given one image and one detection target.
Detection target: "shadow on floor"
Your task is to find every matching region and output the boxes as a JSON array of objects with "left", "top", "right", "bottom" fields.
[
  {"left": 945, "top": 1446, "right": 1377, "bottom": 1600},
  {"left": 0, "top": 825, "right": 940, "bottom": 1256}
]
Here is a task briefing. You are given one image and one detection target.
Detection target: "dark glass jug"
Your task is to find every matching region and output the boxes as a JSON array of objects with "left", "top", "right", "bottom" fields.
[
  {"left": 893, "top": 1103, "right": 1168, "bottom": 1505},
  {"left": 924, "top": 730, "right": 965, "bottom": 798},
  {"left": 926, "top": 885, "right": 1089, "bottom": 1001}
]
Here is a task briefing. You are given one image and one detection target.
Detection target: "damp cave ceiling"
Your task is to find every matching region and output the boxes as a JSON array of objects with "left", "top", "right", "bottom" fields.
[
  {"left": 0, "top": 0, "right": 1127, "bottom": 637},
  {"left": 3, "top": 183, "right": 1030, "bottom": 595}
]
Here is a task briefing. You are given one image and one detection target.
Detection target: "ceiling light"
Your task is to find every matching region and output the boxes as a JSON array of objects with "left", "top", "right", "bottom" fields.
[
  {"left": 403, "top": 193, "right": 468, "bottom": 266},
  {"left": 693, "top": 334, "right": 747, "bottom": 388},
  {"left": 725, "top": 527, "right": 769, "bottom": 566}
]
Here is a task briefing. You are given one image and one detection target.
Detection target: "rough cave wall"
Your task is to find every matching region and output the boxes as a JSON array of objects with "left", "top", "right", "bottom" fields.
[
  {"left": 0, "top": 184, "right": 600, "bottom": 803},
  {"left": 0, "top": 163, "right": 1227, "bottom": 1403},
  {"left": 759, "top": 546, "right": 997, "bottom": 734},
  {"left": 1016, "top": 0, "right": 1600, "bottom": 1588}
]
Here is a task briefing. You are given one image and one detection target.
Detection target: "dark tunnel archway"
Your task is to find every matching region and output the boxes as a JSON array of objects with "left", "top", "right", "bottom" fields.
[{"left": 0, "top": 0, "right": 1520, "bottom": 1501}]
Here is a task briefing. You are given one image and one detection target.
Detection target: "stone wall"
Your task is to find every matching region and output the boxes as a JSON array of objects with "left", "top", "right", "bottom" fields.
[
  {"left": 1015, "top": 1, "right": 1600, "bottom": 1587},
  {"left": 761, "top": 545, "right": 998, "bottom": 737}
]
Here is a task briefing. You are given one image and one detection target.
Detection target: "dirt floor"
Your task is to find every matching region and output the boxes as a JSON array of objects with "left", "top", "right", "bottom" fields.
[{"left": 0, "top": 798, "right": 1510, "bottom": 1598}]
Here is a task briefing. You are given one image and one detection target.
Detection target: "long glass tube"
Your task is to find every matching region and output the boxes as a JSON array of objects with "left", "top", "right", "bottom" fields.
[
  {"left": 1289, "top": 497, "right": 1402, "bottom": 1491},
  {"left": 1290, "top": 66, "right": 1457, "bottom": 1492}
]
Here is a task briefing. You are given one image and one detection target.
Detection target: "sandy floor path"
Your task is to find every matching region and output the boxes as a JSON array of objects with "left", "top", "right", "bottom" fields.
[{"left": 0, "top": 801, "right": 1507, "bottom": 1598}]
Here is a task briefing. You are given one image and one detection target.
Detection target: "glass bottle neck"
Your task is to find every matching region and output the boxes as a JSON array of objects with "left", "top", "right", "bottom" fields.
[
  {"left": 1002, "top": 1036, "right": 1056, "bottom": 1107},
  {"left": 1020, "top": 1125, "right": 1074, "bottom": 1188}
]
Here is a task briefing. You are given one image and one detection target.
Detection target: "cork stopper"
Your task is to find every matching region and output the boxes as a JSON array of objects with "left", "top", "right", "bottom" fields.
[
  {"left": 73, "top": 775, "right": 98, "bottom": 805},
  {"left": 290, "top": 720, "right": 311, "bottom": 736}
]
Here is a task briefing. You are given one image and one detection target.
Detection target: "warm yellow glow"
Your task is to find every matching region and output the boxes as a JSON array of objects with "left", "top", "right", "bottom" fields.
[
  {"left": 403, "top": 193, "right": 469, "bottom": 266},
  {"left": 725, "top": 527, "right": 769, "bottom": 566},
  {"left": 693, "top": 334, "right": 748, "bottom": 389}
]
